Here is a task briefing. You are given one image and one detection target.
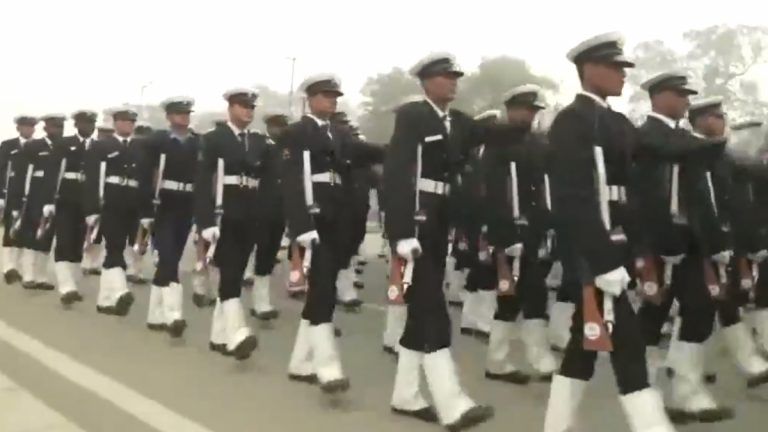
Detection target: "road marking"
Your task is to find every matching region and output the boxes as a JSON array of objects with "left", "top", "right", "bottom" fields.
[
  {"left": 0, "top": 370, "right": 85, "bottom": 432},
  {"left": 0, "top": 319, "right": 214, "bottom": 432}
]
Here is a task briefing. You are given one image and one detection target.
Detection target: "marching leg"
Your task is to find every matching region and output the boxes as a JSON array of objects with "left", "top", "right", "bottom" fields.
[
  {"left": 382, "top": 304, "right": 407, "bottom": 356},
  {"left": 33, "top": 251, "right": 53, "bottom": 290},
  {"left": 521, "top": 319, "right": 558, "bottom": 381},
  {"left": 250, "top": 274, "right": 278, "bottom": 321},
  {"left": 56, "top": 262, "right": 82, "bottom": 306},
  {"left": 308, "top": 323, "right": 349, "bottom": 394},
  {"left": 208, "top": 299, "right": 227, "bottom": 354},
  {"left": 485, "top": 320, "right": 530, "bottom": 384},
  {"left": 390, "top": 347, "right": 438, "bottom": 423},
  {"left": 162, "top": 282, "right": 187, "bottom": 338},
  {"left": 721, "top": 321, "right": 768, "bottom": 388},
  {"left": 2, "top": 246, "right": 22, "bottom": 284},
  {"left": 543, "top": 375, "right": 588, "bottom": 432},
  {"left": 336, "top": 261, "right": 362, "bottom": 312},
  {"left": 222, "top": 297, "right": 258, "bottom": 360},
  {"left": 20, "top": 248, "right": 36, "bottom": 289},
  {"left": 619, "top": 388, "right": 676, "bottom": 432},
  {"left": 287, "top": 319, "right": 316, "bottom": 383},
  {"left": 146, "top": 285, "right": 166, "bottom": 331}
]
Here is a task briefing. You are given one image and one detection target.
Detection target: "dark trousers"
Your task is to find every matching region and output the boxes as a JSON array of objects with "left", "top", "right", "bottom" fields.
[
  {"left": 253, "top": 216, "right": 284, "bottom": 277},
  {"left": 465, "top": 261, "right": 496, "bottom": 293},
  {"left": 16, "top": 204, "right": 54, "bottom": 252},
  {"left": 559, "top": 289, "right": 649, "bottom": 395},
  {"left": 496, "top": 252, "right": 551, "bottom": 322},
  {"left": 302, "top": 216, "right": 346, "bottom": 324},
  {"left": 400, "top": 218, "right": 452, "bottom": 353},
  {"left": 152, "top": 208, "right": 193, "bottom": 287},
  {"left": 215, "top": 216, "right": 259, "bottom": 301},
  {"left": 639, "top": 254, "right": 716, "bottom": 345},
  {"left": 54, "top": 200, "right": 85, "bottom": 263},
  {"left": 101, "top": 206, "right": 139, "bottom": 270},
  {"left": 755, "top": 261, "right": 768, "bottom": 309}
]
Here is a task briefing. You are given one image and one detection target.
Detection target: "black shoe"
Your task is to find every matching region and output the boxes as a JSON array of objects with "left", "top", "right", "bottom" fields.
[
  {"left": 473, "top": 330, "right": 490, "bottom": 343},
  {"left": 113, "top": 292, "right": 135, "bottom": 317},
  {"left": 127, "top": 275, "right": 147, "bottom": 285},
  {"left": 241, "top": 277, "right": 254, "bottom": 287},
  {"left": 357, "top": 259, "right": 368, "bottom": 266},
  {"left": 334, "top": 327, "right": 343, "bottom": 337},
  {"left": 340, "top": 299, "right": 363, "bottom": 312},
  {"left": 192, "top": 293, "right": 210, "bottom": 308},
  {"left": 319, "top": 378, "right": 350, "bottom": 394},
  {"left": 83, "top": 268, "right": 101, "bottom": 276},
  {"left": 22, "top": 281, "right": 37, "bottom": 290},
  {"left": 36, "top": 282, "right": 55, "bottom": 291},
  {"left": 666, "top": 367, "right": 675, "bottom": 379},
  {"left": 747, "top": 370, "right": 768, "bottom": 388},
  {"left": 288, "top": 373, "right": 318, "bottom": 385},
  {"left": 667, "top": 407, "right": 735, "bottom": 424},
  {"left": 4, "top": 269, "right": 22, "bottom": 284},
  {"left": 391, "top": 406, "right": 439, "bottom": 423},
  {"left": 208, "top": 342, "right": 226, "bottom": 354},
  {"left": 448, "top": 300, "right": 463, "bottom": 308},
  {"left": 167, "top": 319, "right": 187, "bottom": 338},
  {"left": 485, "top": 370, "right": 531, "bottom": 385},
  {"left": 383, "top": 345, "right": 398, "bottom": 357},
  {"left": 147, "top": 323, "right": 167, "bottom": 332},
  {"left": 534, "top": 373, "right": 554, "bottom": 382},
  {"left": 354, "top": 268, "right": 364, "bottom": 275},
  {"left": 353, "top": 281, "right": 365, "bottom": 290},
  {"left": 460, "top": 327, "right": 475, "bottom": 337},
  {"left": 287, "top": 290, "right": 306, "bottom": 300},
  {"left": 60, "top": 291, "right": 81, "bottom": 306},
  {"left": 97, "top": 305, "right": 116, "bottom": 315},
  {"left": 704, "top": 373, "right": 718, "bottom": 385},
  {"left": 251, "top": 309, "right": 279, "bottom": 321},
  {"left": 232, "top": 335, "right": 258, "bottom": 361},
  {"left": 445, "top": 405, "right": 494, "bottom": 432}
]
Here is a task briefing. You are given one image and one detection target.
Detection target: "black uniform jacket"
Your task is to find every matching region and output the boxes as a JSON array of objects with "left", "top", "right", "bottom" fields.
[
  {"left": 194, "top": 124, "right": 271, "bottom": 230},
  {"left": 280, "top": 115, "right": 384, "bottom": 239}
]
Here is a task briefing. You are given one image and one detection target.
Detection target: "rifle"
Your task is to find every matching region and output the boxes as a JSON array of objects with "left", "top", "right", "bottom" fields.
[
  {"left": 9, "top": 164, "right": 33, "bottom": 239},
  {"left": 583, "top": 146, "right": 615, "bottom": 352},
  {"left": 134, "top": 153, "right": 165, "bottom": 255},
  {"left": 387, "top": 254, "right": 414, "bottom": 305},
  {"left": 36, "top": 157, "right": 66, "bottom": 240},
  {"left": 84, "top": 161, "right": 107, "bottom": 252},
  {"left": 203, "top": 157, "right": 225, "bottom": 266},
  {"left": 703, "top": 258, "right": 728, "bottom": 300},
  {"left": 287, "top": 242, "right": 309, "bottom": 295},
  {"left": 496, "top": 250, "right": 519, "bottom": 296}
]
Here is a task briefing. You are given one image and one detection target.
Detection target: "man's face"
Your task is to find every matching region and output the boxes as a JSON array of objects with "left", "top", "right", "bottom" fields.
[
  {"left": 699, "top": 111, "right": 727, "bottom": 137},
  {"left": 308, "top": 92, "right": 339, "bottom": 118},
  {"left": 44, "top": 121, "right": 64, "bottom": 140},
  {"left": 228, "top": 102, "right": 254, "bottom": 126},
  {"left": 506, "top": 106, "right": 539, "bottom": 128},
  {"left": 266, "top": 124, "right": 287, "bottom": 139},
  {"left": 16, "top": 124, "right": 35, "bottom": 139},
  {"left": 167, "top": 112, "right": 191, "bottom": 129},
  {"left": 75, "top": 119, "right": 96, "bottom": 138},
  {"left": 583, "top": 62, "right": 627, "bottom": 97},
  {"left": 654, "top": 90, "right": 691, "bottom": 120},
  {"left": 423, "top": 73, "right": 459, "bottom": 103},
  {"left": 114, "top": 118, "right": 136, "bottom": 137}
]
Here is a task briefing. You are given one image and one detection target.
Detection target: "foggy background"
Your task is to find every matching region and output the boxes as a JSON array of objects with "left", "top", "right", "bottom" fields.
[{"left": 2, "top": 0, "right": 767, "bottom": 143}]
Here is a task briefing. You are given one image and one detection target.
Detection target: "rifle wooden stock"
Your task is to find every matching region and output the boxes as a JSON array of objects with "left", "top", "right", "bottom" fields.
[
  {"left": 496, "top": 251, "right": 516, "bottom": 296},
  {"left": 387, "top": 255, "right": 406, "bottom": 304},
  {"left": 582, "top": 284, "right": 613, "bottom": 352},
  {"left": 133, "top": 224, "right": 151, "bottom": 256},
  {"left": 287, "top": 242, "right": 308, "bottom": 293},
  {"left": 83, "top": 221, "right": 99, "bottom": 251},
  {"left": 738, "top": 257, "right": 753, "bottom": 290},
  {"left": 193, "top": 234, "right": 208, "bottom": 272},
  {"left": 635, "top": 255, "right": 664, "bottom": 305},
  {"left": 703, "top": 260, "right": 726, "bottom": 300}
]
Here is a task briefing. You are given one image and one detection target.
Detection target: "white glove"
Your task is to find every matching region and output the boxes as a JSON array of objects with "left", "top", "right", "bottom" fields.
[
  {"left": 140, "top": 218, "right": 153, "bottom": 228},
  {"left": 749, "top": 250, "right": 768, "bottom": 262},
  {"left": 594, "top": 266, "right": 631, "bottom": 297},
  {"left": 202, "top": 226, "right": 220, "bottom": 243},
  {"left": 504, "top": 243, "right": 523, "bottom": 257},
  {"left": 43, "top": 204, "right": 55, "bottom": 217},
  {"left": 661, "top": 254, "right": 685, "bottom": 266},
  {"left": 85, "top": 214, "right": 100, "bottom": 226},
  {"left": 711, "top": 250, "right": 733, "bottom": 265},
  {"left": 296, "top": 230, "right": 320, "bottom": 247},
  {"left": 396, "top": 238, "right": 422, "bottom": 260}
]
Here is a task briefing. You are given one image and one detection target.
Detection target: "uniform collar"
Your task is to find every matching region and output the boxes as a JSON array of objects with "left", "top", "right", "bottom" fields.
[
  {"left": 76, "top": 133, "right": 93, "bottom": 142},
  {"left": 306, "top": 113, "right": 329, "bottom": 127},
  {"left": 578, "top": 90, "right": 609, "bottom": 109},
  {"left": 425, "top": 97, "right": 450, "bottom": 120},
  {"left": 227, "top": 121, "right": 248, "bottom": 137},
  {"left": 116, "top": 134, "right": 134, "bottom": 143},
  {"left": 18, "top": 136, "right": 29, "bottom": 146},
  {"left": 44, "top": 136, "right": 54, "bottom": 146},
  {"left": 692, "top": 131, "right": 707, "bottom": 139},
  {"left": 648, "top": 112, "right": 678, "bottom": 129}
]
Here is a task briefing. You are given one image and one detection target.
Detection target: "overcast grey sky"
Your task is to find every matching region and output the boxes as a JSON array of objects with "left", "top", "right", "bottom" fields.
[{"left": 1, "top": 0, "right": 766, "bottom": 137}]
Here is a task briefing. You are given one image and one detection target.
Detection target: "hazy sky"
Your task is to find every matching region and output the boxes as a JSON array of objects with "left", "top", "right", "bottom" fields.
[{"left": 1, "top": 0, "right": 765, "bottom": 137}]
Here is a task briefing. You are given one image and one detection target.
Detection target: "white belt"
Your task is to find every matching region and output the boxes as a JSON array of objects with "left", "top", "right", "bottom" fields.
[
  {"left": 311, "top": 172, "right": 343, "bottom": 185},
  {"left": 223, "top": 175, "right": 260, "bottom": 189},
  {"left": 63, "top": 172, "right": 84, "bottom": 181},
  {"left": 608, "top": 185, "right": 627, "bottom": 203},
  {"left": 417, "top": 178, "right": 450, "bottom": 196},
  {"left": 105, "top": 176, "right": 139, "bottom": 188},
  {"left": 32, "top": 170, "right": 45, "bottom": 178},
  {"left": 161, "top": 179, "right": 194, "bottom": 192}
]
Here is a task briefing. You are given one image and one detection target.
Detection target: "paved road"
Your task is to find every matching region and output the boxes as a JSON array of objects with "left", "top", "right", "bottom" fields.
[{"left": 0, "top": 233, "right": 766, "bottom": 431}]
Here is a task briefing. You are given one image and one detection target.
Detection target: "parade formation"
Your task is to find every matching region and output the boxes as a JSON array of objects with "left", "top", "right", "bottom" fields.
[{"left": 3, "top": 31, "right": 768, "bottom": 432}]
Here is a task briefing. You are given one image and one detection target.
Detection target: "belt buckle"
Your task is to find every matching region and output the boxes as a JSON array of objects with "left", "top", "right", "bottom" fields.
[
  {"left": 329, "top": 170, "right": 336, "bottom": 186},
  {"left": 239, "top": 176, "right": 247, "bottom": 188},
  {"left": 119, "top": 177, "right": 127, "bottom": 186}
]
